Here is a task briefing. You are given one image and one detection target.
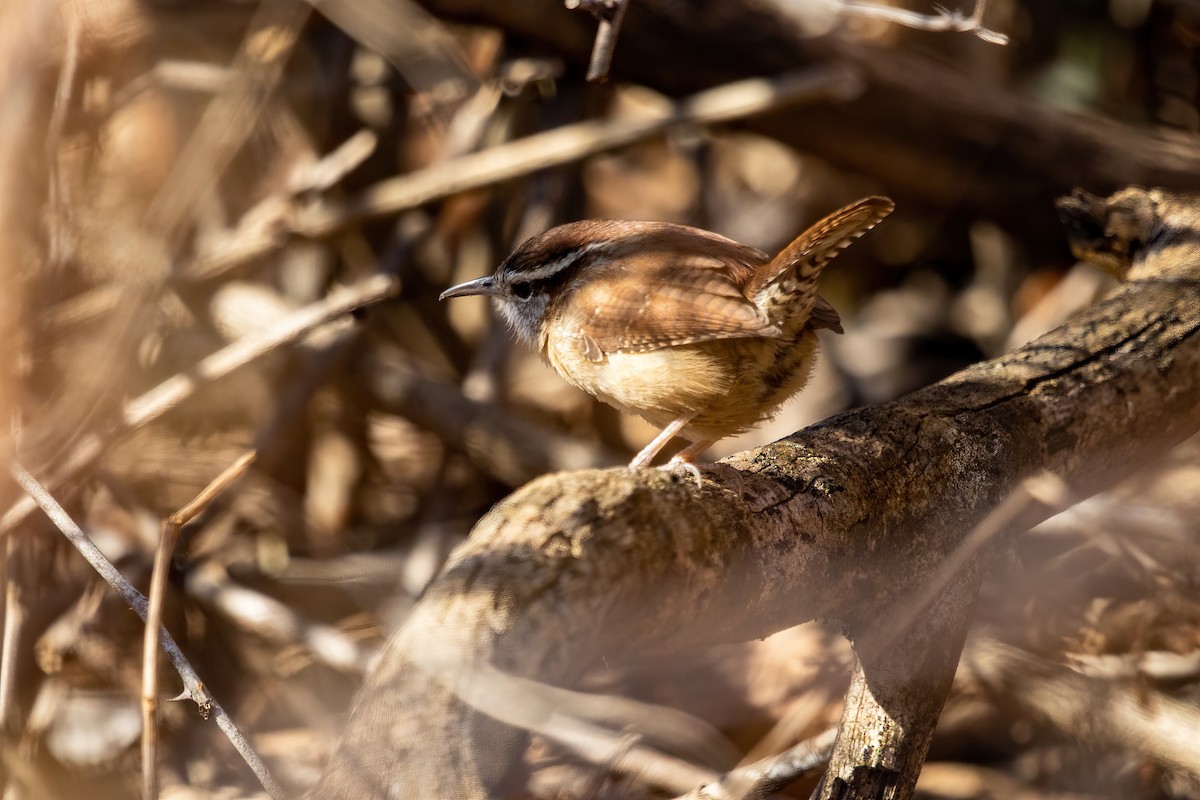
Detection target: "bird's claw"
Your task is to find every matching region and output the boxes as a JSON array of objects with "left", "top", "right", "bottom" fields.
[{"left": 659, "top": 458, "right": 703, "bottom": 488}]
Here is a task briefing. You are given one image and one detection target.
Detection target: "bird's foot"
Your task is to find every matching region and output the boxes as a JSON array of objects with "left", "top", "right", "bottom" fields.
[
  {"left": 659, "top": 456, "right": 703, "bottom": 488},
  {"left": 628, "top": 412, "right": 699, "bottom": 469}
]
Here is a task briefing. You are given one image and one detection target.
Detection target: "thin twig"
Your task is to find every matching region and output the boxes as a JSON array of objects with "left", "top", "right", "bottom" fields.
[
  {"left": 496, "top": 693, "right": 734, "bottom": 795},
  {"left": 43, "top": 284, "right": 127, "bottom": 334},
  {"left": 289, "top": 129, "right": 379, "bottom": 195},
  {"left": 142, "top": 451, "right": 257, "bottom": 800},
  {"left": 186, "top": 64, "right": 863, "bottom": 283},
  {"left": 832, "top": 0, "right": 1008, "bottom": 44},
  {"left": 11, "top": 460, "right": 284, "bottom": 800},
  {"left": 424, "top": 655, "right": 732, "bottom": 795},
  {"left": 566, "top": 0, "right": 631, "bottom": 82},
  {"left": 967, "top": 639, "right": 1200, "bottom": 775},
  {"left": 187, "top": 560, "right": 374, "bottom": 674},
  {"left": 0, "top": 272, "right": 399, "bottom": 536},
  {"left": 46, "top": 11, "right": 80, "bottom": 267},
  {"left": 123, "top": 273, "right": 395, "bottom": 430},
  {"left": 111, "top": 61, "right": 232, "bottom": 109},
  {"left": 300, "top": 65, "right": 861, "bottom": 235},
  {"left": 149, "top": 1, "right": 311, "bottom": 246},
  {"left": 366, "top": 345, "right": 622, "bottom": 484},
  {"left": 141, "top": 517, "right": 176, "bottom": 800},
  {"left": 0, "top": 536, "right": 21, "bottom": 731},
  {"left": 673, "top": 727, "right": 837, "bottom": 800}
]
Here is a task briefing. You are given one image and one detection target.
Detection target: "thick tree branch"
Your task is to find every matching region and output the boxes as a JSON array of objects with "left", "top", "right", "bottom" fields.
[{"left": 310, "top": 187, "right": 1200, "bottom": 800}]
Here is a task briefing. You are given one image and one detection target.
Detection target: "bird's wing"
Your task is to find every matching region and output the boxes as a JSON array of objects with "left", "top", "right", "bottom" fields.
[{"left": 572, "top": 250, "right": 779, "bottom": 357}]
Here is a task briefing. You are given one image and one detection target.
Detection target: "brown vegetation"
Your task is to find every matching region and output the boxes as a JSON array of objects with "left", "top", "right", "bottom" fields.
[{"left": 0, "top": 2, "right": 1198, "bottom": 800}]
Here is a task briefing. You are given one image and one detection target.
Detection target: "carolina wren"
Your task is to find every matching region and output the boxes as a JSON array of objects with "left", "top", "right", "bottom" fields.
[{"left": 441, "top": 196, "right": 894, "bottom": 472}]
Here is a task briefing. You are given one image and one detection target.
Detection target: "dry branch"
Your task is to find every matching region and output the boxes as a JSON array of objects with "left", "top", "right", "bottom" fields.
[
  {"left": 186, "top": 562, "right": 375, "bottom": 675},
  {"left": 294, "top": 65, "right": 861, "bottom": 236},
  {"left": 833, "top": 0, "right": 1008, "bottom": 44},
  {"left": 310, "top": 186, "right": 1200, "bottom": 800},
  {"left": 0, "top": 272, "right": 399, "bottom": 536},
  {"left": 149, "top": 1, "right": 310, "bottom": 247},
  {"left": 142, "top": 451, "right": 257, "bottom": 800},
  {"left": 673, "top": 726, "right": 837, "bottom": 800},
  {"left": 966, "top": 639, "right": 1200, "bottom": 776},
  {"left": 415, "top": 0, "right": 1200, "bottom": 256},
  {"left": 0, "top": 538, "right": 23, "bottom": 731},
  {"left": 566, "top": 0, "right": 632, "bottom": 82},
  {"left": 10, "top": 462, "right": 284, "bottom": 800},
  {"left": 364, "top": 346, "right": 622, "bottom": 483},
  {"left": 181, "top": 64, "right": 861, "bottom": 283}
]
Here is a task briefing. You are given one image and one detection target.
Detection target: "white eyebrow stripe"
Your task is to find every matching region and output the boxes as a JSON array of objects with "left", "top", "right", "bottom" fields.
[{"left": 513, "top": 241, "right": 613, "bottom": 283}]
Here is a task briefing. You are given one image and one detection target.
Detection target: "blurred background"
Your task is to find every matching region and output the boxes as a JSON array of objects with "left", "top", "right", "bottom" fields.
[{"left": 0, "top": 0, "right": 1198, "bottom": 797}]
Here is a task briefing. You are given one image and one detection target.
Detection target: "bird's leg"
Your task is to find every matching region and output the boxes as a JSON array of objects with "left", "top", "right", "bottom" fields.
[
  {"left": 628, "top": 411, "right": 698, "bottom": 469},
  {"left": 661, "top": 439, "right": 715, "bottom": 488},
  {"left": 668, "top": 439, "right": 714, "bottom": 464}
]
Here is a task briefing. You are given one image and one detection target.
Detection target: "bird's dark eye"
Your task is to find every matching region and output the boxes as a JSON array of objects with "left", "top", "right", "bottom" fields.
[{"left": 511, "top": 281, "right": 534, "bottom": 300}]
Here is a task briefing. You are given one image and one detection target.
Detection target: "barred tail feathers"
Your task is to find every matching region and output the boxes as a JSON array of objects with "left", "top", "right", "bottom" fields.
[{"left": 749, "top": 196, "right": 894, "bottom": 328}]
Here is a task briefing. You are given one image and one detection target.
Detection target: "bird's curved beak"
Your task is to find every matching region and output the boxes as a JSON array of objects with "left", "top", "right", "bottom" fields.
[{"left": 439, "top": 276, "right": 501, "bottom": 300}]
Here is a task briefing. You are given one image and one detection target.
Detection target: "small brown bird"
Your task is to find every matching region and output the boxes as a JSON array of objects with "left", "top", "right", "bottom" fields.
[{"left": 441, "top": 196, "right": 894, "bottom": 474}]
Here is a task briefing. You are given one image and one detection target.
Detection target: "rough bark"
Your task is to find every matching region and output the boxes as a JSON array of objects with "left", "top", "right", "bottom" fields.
[
  {"left": 413, "top": 0, "right": 1200, "bottom": 258},
  {"left": 310, "top": 188, "right": 1200, "bottom": 800},
  {"left": 818, "top": 568, "right": 979, "bottom": 800}
]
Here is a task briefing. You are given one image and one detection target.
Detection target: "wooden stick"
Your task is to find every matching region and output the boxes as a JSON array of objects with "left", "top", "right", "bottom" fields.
[
  {"left": 672, "top": 727, "right": 837, "bottom": 799},
  {"left": 565, "top": 0, "right": 632, "bottom": 82},
  {"left": 10, "top": 460, "right": 284, "bottom": 800},
  {"left": 0, "top": 536, "right": 22, "bottom": 731},
  {"left": 142, "top": 451, "right": 257, "bottom": 800},
  {"left": 833, "top": 0, "right": 1008, "bottom": 44}
]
